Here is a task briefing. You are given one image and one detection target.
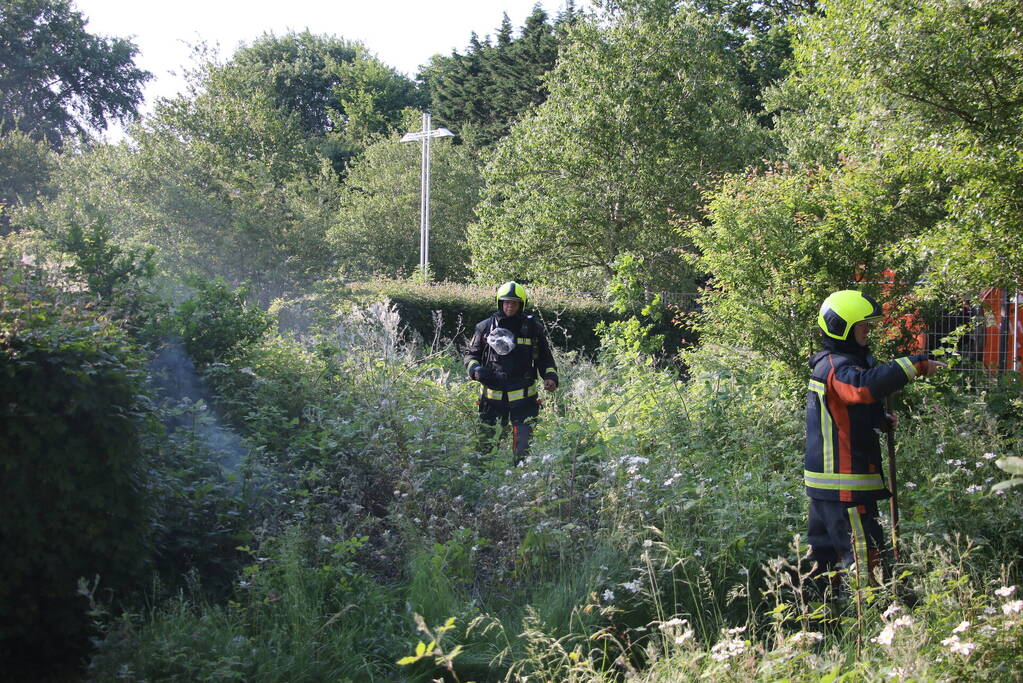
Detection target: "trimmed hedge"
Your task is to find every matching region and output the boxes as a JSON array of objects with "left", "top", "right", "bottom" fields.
[{"left": 342, "top": 279, "right": 694, "bottom": 356}]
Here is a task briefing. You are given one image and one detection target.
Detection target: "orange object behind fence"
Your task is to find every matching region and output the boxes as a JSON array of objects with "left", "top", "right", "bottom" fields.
[{"left": 980, "top": 288, "right": 1023, "bottom": 372}]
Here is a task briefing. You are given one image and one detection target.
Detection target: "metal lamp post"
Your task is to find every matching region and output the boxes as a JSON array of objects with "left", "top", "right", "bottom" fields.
[{"left": 400, "top": 112, "right": 454, "bottom": 277}]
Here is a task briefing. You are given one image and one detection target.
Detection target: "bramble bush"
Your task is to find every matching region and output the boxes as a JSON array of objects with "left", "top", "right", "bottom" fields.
[{"left": 176, "top": 277, "right": 275, "bottom": 366}]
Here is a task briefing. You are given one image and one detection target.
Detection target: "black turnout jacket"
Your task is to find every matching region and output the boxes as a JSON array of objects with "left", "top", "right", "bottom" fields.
[
  {"left": 805, "top": 338, "right": 930, "bottom": 503},
  {"left": 464, "top": 311, "right": 558, "bottom": 397}
]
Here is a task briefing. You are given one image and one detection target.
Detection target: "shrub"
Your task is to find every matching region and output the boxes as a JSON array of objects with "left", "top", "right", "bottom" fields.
[
  {"left": 0, "top": 258, "right": 152, "bottom": 676},
  {"left": 177, "top": 277, "right": 275, "bottom": 365},
  {"left": 342, "top": 278, "right": 691, "bottom": 356}
]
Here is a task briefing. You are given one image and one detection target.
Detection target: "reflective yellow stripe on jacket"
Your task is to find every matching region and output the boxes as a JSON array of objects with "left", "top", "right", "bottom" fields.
[
  {"left": 807, "top": 379, "right": 834, "bottom": 475},
  {"left": 484, "top": 383, "right": 538, "bottom": 402},
  {"left": 803, "top": 470, "right": 886, "bottom": 492}
]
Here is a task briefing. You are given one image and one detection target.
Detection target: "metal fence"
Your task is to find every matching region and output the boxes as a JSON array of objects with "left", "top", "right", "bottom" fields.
[
  {"left": 920, "top": 289, "right": 1022, "bottom": 376},
  {"left": 655, "top": 289, "right": 1023, "bottom": 377}
]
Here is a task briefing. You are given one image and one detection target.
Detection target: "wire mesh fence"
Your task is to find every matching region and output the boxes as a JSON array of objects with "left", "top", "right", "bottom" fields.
[
  {"left": 920, "top": 289, "right": 1022, "bottom": 377},
  {"left": 656, "top": 289, "right": 1022, "bottom": 379}
]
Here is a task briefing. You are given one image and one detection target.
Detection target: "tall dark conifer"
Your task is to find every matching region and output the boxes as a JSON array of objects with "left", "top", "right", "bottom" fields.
[{"left": 420, "top": 8, "right": 567, "bottom": 147}]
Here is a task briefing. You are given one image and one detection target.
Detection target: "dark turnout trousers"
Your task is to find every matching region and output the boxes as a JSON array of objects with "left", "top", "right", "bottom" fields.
[
  {"left": 807, "top": 498, "right": 887, "bottom": 588},
  {"left": 478, "top": 387, "right": 540, "bottom": 464}
]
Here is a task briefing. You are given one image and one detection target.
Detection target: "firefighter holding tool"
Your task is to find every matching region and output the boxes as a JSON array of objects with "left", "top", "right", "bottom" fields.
[{"left": 805, "top": 290, "right": 945, "bottom": 589}]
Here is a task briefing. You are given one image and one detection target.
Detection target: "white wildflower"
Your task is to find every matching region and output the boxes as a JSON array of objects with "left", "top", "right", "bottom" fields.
[
  {"left": 941, "top": 635, "right": 976, "bottom": 656},
  {"left": 882, "top": 603, "right": 902, "bottom": 620},
  {"left": 709, "top": 638, "right": 746, "bottom": 662},
  {"left": 905, "top": 482, "right": 917, "bottom": 489},
  {"left": 788, "top": 631, "right": 824, "bottom": 646},
  {"left": 621, "top": 579, "right": 642, "bottom": 594},
  {"left": 873, "top": 624, "right": 897, "bottom": 646},
  {"left": 983, "top": 452, "right": 998, "bottom": 460},
  {"left": 674, "top": 630, "right": 694, "bottom": 645},
  {"left": 966, "top": 484, "right": 984, "bottom": 494},
  {"left": 936, "top": 443, "right": 945, "bottom": 454},
  {"left": 893, "top": 616, "right": 914, "bottom": 628},
  {"left": 1002, "top": 600, "right": 1023, "bottom": 615},
  {"left": 995, "top": 585, "right": 1017, "bottom": 598},
  {"left": 952, "top": 621, "right": 970, "bottom": 634},
  {"left": 693, "top": 549, "right": 703, "bottom": 557},
  {"left": 602, "top": 589, "right": 615, "bottom": 602},
  {"left": 660, "top": 618, "right": 686, "bottom": 630},
  {"left": 726, "top": 625, "right": 747, "bottom": 636},
  {"left": 643, "top": 539, "right": 654, "bottom": 548}
]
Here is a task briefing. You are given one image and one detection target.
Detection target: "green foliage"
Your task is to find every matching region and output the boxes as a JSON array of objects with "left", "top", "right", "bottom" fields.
[
  {"left": 420, "top": 5, "right": 575, "bottom": 147},
  {"left": 0, "top": 0, "right": 150, "bottom": 147},
  {"left": 228, "top": 31, "right": 422, "bottom": 170},
  {"left": 772, "top": 0, "right": 1023, "bottom": 294},
  {"left": 87, "top": 530, "right": 402, "bottom": 681},
  {"left": 695, "top": 0, "right": 818, "bottom": 124},
  {"left": 688, "top": 161, "right": 932, "bottom": 383},
  {"left": 470, "top": 3, "right": 772, "bottom": 293},
  {"left": 145, "top": 396, "right": 253, "bottom": 595},
  {"left": 0, "top": 128, "right": 55, "bottom": 232},
  {"left": 329, "top": 136, "right": 481, "bottom": 281},
  {"left": 51, "top": 205, "right": 155, "bottom": 299},
  {"left": 22, "top": 44, "right": 342, "bottom": 297},
  {"left": 176, "top": 278, "right": 275, "bottom": 366},
  {"left": 0, "top": 257, "right": 151, "bottom": 674}
]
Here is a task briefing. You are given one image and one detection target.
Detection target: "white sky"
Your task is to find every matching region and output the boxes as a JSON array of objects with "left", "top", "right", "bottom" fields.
[{"left": 76, "top": 0, "right": 584, "bottom": 110}]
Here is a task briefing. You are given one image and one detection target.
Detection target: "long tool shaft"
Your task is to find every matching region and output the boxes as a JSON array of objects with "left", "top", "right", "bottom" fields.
[{"left": 885, "top": 397, "right": 900, "bottom": 564}]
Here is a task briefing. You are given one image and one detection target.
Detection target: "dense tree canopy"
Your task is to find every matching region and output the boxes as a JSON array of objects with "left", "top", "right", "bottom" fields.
[
  {"left": 771, "top": 0, "right": 1023, "bottom": 294},
  {"left": 470, "top": 1, "right": 772, "bottom": 292},
  {"left": 0, "top": 129, "right": 54, "bottom": 231},
  {"left": 223, "top": 32, "right": 422, "bottom": 170},
  {"left": 0, "top": 0, "right": 149, "bottom": 147},
  {"left": 419, "top": 5, "right": 576, "bottom": 147}
]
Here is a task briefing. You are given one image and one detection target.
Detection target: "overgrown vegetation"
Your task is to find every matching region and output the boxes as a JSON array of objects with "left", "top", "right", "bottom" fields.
[{"left": 2, "top": 0, "right": 1022, "bottom": 680}]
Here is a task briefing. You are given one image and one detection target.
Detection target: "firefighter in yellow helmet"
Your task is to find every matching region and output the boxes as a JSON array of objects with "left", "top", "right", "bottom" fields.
[
  {"left": 464, "top": 282, "right": 558, "bottom": 463},
  {"left": 805, "top": 290, "right": 944, "bottom": 590}
]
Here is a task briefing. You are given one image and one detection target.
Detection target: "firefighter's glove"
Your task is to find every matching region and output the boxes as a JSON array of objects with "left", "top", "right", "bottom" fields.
[{"left": 473, "top": 366, "right": 493, "bottom": 382}]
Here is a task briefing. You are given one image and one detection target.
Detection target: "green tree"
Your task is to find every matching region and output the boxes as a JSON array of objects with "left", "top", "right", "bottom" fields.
[
  {"left": 0, "top": 0, "right": 150, "bottom": 147},
  {"left": 420, "top": 6, "right": 570, "bottom": 148},
  {"left": 24, "top": 44, "right": 342, "bottom": 298},
  {"left": 469, "top": 2, "right": 772, "bottom": 292},
  {"left": 687, "top": 161, "right": 933, "bottom": 383},
  {"left": 329, "top": 132, "right": 481, "bottom": 281},
  {"left": 0, "top": 129, "right": 55, "bottom": 232},
  {"left": 696, "top": 0, "right": 818, "bottom": 123},
  {"left": 770, "top": 0, "right": 1023, "bottom": 293},
  {"left": 227, "top": 31, "right": 421, "bottom": 170}
]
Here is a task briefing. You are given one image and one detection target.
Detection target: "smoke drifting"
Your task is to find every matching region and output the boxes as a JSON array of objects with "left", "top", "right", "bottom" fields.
[{"left": 149, "top": 340, "right": 249, "bottom": 472}]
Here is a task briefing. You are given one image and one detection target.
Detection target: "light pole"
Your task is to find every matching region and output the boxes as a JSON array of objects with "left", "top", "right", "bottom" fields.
[{"left": 400, "top": 112, "right": 454, "bottom": 277}]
